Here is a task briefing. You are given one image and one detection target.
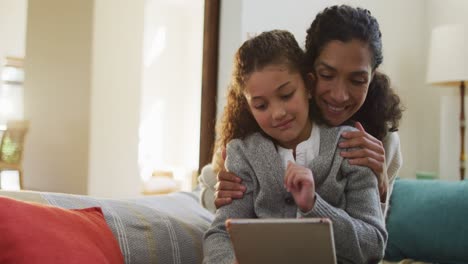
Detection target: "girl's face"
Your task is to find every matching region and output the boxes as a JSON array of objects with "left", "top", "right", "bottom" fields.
[
  {"left": 244, "top": 64, "right": 312, "bottom": 150},
  {"left": 313, "top": 39, "right": 373, "bottom": 126}
]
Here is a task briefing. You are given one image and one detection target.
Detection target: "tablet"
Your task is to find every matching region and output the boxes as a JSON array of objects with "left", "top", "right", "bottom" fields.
[{"left": 226, "top": 218, "right": 336, "bottom": 264}]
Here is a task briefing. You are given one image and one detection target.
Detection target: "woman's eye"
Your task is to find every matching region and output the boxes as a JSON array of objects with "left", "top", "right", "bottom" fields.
[
  {"left": 319, "top": 73, "right": 333, "bottom": 80},
  {"left": 351, "top": 79, "right": 366, "bottom": 85}
]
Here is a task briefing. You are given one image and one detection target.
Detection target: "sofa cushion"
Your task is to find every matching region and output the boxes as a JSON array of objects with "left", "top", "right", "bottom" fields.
[
  {"left": 385, "top": 179, "right": 468, "bottom": 264},
  {"left": 0, "top": 196, "right": 124, "bottom": 264},
  {"left": 28, "top": 191, "right": 213, "bottom": 264}
]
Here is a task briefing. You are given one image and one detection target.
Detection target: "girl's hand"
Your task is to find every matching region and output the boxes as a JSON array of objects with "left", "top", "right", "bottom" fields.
[
  {"left": 284, "top": 161, "right": 316, "bottom": 212},
  {"left": 214, "top": 170, "right": 247, "bottom": 209},
  {"left": 339, "top": 122, "right": 387, "bottom": 197}
]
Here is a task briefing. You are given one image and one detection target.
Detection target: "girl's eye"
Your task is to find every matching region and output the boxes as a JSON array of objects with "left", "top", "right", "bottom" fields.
[
  {"left": 254, "top": 104, "right": 267, "bottom": 111},
  {"left": 281, "top": 92, "right": 294, "bottom": 100}
]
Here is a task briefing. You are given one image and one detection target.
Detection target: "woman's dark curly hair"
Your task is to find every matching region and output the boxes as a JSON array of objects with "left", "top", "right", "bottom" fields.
[
  {"left": 213, "top": 30, "right": 310, "bottom": 171},
  {"left": 305, "top": 5, "right": 403, "bottom": 140}
]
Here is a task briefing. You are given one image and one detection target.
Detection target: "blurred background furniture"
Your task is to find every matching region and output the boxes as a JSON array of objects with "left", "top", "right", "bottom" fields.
[
  {"left": 142, "top": 170, "right": 181, "bottom": 195},
  {"left": 426, "top": 24, "right": 468, "bottom": 180},
  {"left": 0, "top": 120, "right": 29, "bottom": 189}
]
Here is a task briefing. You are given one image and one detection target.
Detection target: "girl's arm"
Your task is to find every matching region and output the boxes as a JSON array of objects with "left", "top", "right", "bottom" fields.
[
  {"left": 339, "top": 122, "right": 387, "bottom": 195},
  {"left": 203, "top": 140, "right": 256, "bottom": 264},
  {"left": 300, "top": 158, "right": 388, "bottom": 263},
  {"left": 339, "top": 124, "right": 402, "bottom": 208}
]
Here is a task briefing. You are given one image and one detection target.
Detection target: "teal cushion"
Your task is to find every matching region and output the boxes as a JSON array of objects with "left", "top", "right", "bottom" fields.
[{"left": 385, "top": 179, "right": 468, "bottom": 263}]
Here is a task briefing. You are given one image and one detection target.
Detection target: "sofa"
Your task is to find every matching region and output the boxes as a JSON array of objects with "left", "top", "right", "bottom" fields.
[{"left": 0, "top": 178, "right": 467, "bottom": 264}]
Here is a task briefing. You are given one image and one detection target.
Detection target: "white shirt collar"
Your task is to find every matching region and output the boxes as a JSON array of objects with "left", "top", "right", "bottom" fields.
[{"left": 276, "top": 123, "right": 320, "bottom": 170}]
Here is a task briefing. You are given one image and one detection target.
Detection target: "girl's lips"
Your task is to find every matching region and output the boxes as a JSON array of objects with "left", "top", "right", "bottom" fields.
[{"left": 274, "top": 119, "right": 294, "bottom": 130}]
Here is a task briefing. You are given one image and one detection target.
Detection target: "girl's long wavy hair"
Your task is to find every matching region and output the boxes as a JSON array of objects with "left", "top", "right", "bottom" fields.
[
  {"left": 305, "top": 5, "right": 403, "bottom": 140},
  {"left": 213, "top": 30, "right": 310, "bottom": 171}
]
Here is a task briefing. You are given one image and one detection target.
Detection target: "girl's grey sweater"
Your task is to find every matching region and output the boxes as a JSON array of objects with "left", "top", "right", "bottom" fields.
[{"left": 203, "top": 125, "right": 387, "bottom": 264}]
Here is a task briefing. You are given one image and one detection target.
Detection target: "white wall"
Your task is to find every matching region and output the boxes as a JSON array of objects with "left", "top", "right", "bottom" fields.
[
  {"left": 23, "top": 0, "right": 93, "bottom": 193},
  {"left": 0, "top": 0, "right": 27, "bottom": 126},
  {"left": 0, "top": 0, "right": 27, "bottom": 78},
  {"left": 216, "top": 0, "right": 242, "bottom": 119},
  {"left": 218, "top": 0, "right": 434, "bottom": 179},
  {"left": 88, "top": 0, "right": 145, "bottom": 198}
]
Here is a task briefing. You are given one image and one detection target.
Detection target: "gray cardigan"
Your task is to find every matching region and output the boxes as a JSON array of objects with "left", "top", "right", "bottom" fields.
[{"left": 203, "top": 125, "right": 387, "bottom": 264}]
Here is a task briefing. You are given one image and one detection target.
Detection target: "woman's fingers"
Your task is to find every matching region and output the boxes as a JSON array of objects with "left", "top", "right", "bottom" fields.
[
  {"left": 217, "top": 170, "right": 242, "bottom": 183},
  {"left": 340, "top": 133, "right": 384, "bottom": 154},
  {"left": 348, "top": 156, "right": 384, "bottom": 175},
  {"left": 214, "top": 172, "right": 245, "bottom": 209},
  {"left": 341, "top": 148, "right": 384, "bottom": 162},
  {"left": 214, "top": 190, "right": 244, "bottom": 199},
  {"left": 215, "top": 180, "right": 246, "bottom": 193},
  {"left": 214, "top": 197, "right": 232, "bottom": 209}
]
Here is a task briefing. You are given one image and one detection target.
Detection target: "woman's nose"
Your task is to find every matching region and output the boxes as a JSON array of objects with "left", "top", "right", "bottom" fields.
[{"left": 330, "top": 80, "right": 350, "bottom": 103}]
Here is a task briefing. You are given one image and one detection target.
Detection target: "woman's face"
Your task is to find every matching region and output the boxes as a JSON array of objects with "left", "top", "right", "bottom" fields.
[
  {"left": 313, "top": 39, "right": 373, "bottom": 126},
  {"left": 244, "top": 64, "right": 312, "bottom": 149}
]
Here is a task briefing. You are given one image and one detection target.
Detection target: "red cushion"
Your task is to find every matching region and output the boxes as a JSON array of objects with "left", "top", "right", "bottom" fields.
[{"left": 0, "top": 196, "right": 124, "bottom": 264}]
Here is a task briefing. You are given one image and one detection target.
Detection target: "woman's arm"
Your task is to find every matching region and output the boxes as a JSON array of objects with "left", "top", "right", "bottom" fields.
[
  {"left": 381, "top": 132, "right": 403, "bottom": 217},
  {"left": 340, "top": 127, "right": 403, "bottom": 219}
]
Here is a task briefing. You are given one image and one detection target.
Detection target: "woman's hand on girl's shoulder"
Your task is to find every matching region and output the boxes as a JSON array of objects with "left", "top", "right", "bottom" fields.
[{"left": 338, "top": 122, "right": 388, "bottom": 197}]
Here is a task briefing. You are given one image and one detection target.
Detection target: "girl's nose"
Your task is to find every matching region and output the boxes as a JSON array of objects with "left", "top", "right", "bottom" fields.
[{"left": 272, "top": 105, "right": 287, "bottom": 120}]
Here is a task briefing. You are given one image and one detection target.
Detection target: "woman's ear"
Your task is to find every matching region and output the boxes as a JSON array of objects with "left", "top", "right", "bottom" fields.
[
  {"left": 307, "top": 72, "right": 316, "bottom": 82},
  {"left": 306, "top": 72, "right": 316, "bottom": 99},
  {"left": 370, "top": 70, "right": 376, "bottom": 83}
]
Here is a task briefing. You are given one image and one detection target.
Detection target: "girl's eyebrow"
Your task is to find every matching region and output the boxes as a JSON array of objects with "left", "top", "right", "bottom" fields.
[
  {"left": 276, "top": 81, "right": 291, "bottom": 91},
  {"left": 251, "top": 81, "right": 291, "bottom": 100}
]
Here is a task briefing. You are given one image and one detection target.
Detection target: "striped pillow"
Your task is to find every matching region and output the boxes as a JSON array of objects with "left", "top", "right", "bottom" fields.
[{"left": 40, "top": 191, "right": 214, "bottom": 264}]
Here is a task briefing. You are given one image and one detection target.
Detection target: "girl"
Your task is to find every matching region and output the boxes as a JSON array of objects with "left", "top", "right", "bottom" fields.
[
  {"left": 203, "top": 29, "right": 386, "bottom": 264},
  {"left": 202, "top": 5, "right": 403, "bottom": 218}
]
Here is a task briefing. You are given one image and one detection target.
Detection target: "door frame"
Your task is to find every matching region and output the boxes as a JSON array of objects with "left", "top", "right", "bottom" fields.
[{"left": 199, "top": 0, "right": 220, "bottom": 173}]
